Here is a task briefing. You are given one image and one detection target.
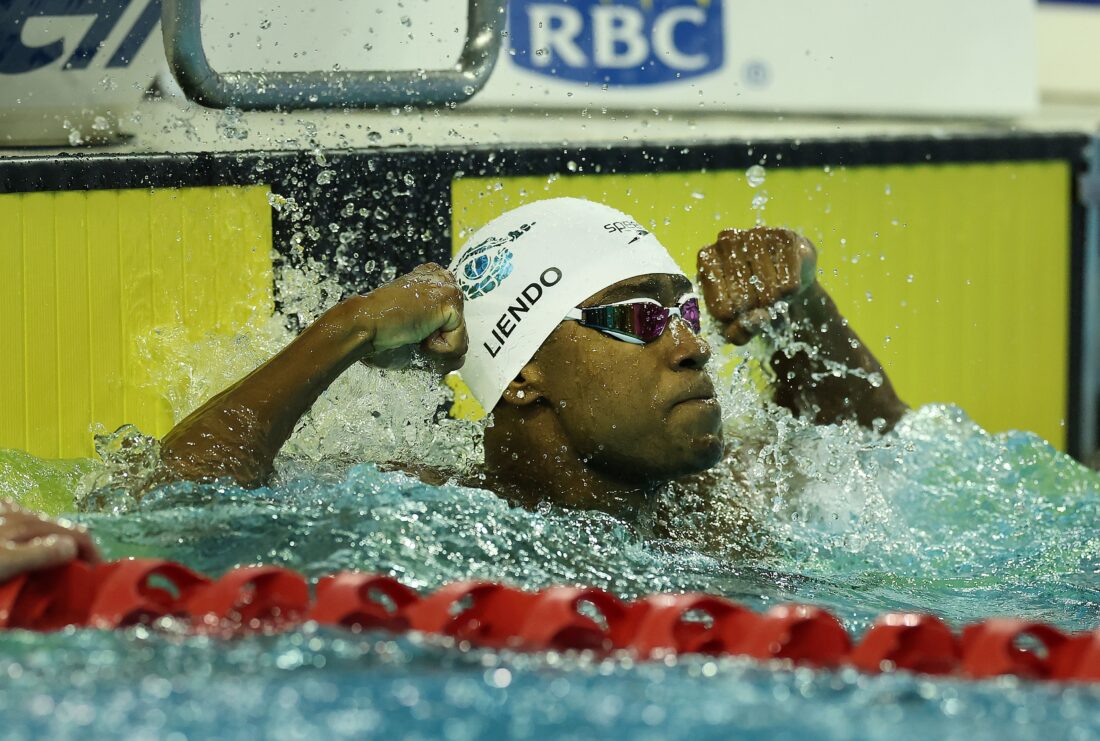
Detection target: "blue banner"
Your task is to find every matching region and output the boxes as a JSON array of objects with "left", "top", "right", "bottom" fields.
[{"left": 507, "top": 0, "right": 724, "bottom": 86}]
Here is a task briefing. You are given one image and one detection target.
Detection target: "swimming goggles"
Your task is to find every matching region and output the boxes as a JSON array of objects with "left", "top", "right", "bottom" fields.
[{"left": 563, "top": 295, "right": 702, "bottom": 345}]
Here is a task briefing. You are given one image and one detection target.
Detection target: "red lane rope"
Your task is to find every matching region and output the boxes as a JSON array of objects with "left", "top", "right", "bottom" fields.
[{"left": 1, "top": 558, "right": 1098, "bottom": 683}]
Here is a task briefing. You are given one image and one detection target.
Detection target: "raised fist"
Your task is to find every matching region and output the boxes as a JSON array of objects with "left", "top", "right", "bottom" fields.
[
  {"left": 697, "top": 227, "right": 817, "bottom": 345},
  {"left": 351, "top": 263, "right": 469, "bottom": 372}
]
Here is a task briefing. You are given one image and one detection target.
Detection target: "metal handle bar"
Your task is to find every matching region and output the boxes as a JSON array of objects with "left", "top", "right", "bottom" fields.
[{"left": 160, "top": 0, "right": 505, "bottom": 110}]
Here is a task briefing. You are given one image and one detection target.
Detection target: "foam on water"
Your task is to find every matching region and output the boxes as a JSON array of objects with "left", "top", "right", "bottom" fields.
[{"left": 71, "top": 403, "right": 1100, "bottom": 633}]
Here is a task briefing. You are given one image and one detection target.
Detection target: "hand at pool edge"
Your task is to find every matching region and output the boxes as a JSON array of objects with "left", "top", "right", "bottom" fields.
[{"left": 0, "top": 500, "right": 100, "bottom": 583}]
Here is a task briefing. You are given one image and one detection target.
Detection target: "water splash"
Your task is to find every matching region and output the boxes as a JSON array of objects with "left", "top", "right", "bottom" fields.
[
  {"left": 745, "top": 165, "right": 769, "bottom": 225},
  {"left": 4, "top": 256, "right": 1100, "bottom": 738},
  {"left": 745, "top": 164, "right": 766, "bottom": 188},
  {"left": 57, "top": 257, "right": 1096, "bottom": 631}
]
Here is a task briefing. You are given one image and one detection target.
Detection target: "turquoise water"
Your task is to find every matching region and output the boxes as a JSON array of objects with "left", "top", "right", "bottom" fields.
[{"left": 2, "top": 399, "right": 1099, "bottom": 738}]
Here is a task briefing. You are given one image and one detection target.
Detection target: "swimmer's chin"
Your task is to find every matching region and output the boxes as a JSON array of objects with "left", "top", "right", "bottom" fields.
[
  {"left": 674, "top": 432, "right": 724, "bottom": 477},
  {"left": 697, "top": 433, "right": 725, "bottom": 468},
  {"left": 668, "top": 399, "right": 723, "bottom": 449}
]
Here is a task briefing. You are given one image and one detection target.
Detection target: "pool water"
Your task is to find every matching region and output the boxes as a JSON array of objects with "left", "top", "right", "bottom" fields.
[
  {"left": 1, "top": 304, "right": 1099, "bottom": 738},
  {"left": 1, "top": 400, "right": 1098, "bottom": 738}
]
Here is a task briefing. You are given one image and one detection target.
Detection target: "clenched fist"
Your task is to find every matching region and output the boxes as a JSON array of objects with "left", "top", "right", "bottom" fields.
[
  {"left": 697, "top": 227, "right": 817, "bottom": 345},
  {"left": 350, "top": 263, "right": 469, "bottom": 372}
]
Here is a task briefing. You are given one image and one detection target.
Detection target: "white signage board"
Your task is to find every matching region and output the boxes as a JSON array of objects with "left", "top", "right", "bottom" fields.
[
  {"left": 189, "top": 0, "right": 1040, "bottom": 118},
  {"left": 0, "top": 0, "right": 164, "bottom": 145},
  {"left": 468, "top": 0, "right": 1038, "bottom": 118},
  {"left": 1037, "top": 1, "right": 1100, "bottom": 101},
  {"left": 0, "top": 0, "right": 1041, "bottom": 147}
]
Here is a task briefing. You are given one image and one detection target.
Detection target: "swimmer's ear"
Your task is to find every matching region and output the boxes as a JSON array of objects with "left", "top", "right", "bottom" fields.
[{"left": 500, "top": 363, "right": 544, "bottom": 407}]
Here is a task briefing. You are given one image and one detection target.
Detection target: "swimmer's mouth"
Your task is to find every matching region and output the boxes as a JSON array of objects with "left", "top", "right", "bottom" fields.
[{"left": 670, "top": 384, "right": 717, "bottom": 407}]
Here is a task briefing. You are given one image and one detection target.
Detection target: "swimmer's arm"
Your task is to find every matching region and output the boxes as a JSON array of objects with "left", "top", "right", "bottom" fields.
[
  {"left": 158, "top": 299, "right": 376, "bottom": 487},
  {"left": 772, "top": 282, "right": 907, "bottom": 431},
  {"left": 159, "top": 264, "right": 467, "bottom": 488},
  {"left": 698, "top": 227, "right": 906, "bottom": 431}
]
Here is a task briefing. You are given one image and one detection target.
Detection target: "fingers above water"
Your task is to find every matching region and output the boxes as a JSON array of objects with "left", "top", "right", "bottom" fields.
[
  {"left": 0, "top": 500, "right": 101, "bottom": 581},
  {"left": 420, "top": 319, "right": 469, "bottom": 374},
  {"left": 697, "top": 228, "right": 818, "bottom": 344},
  {"left": 0, "top": 535, "right": 79, "bottom": 582},
  {"left": 357, "top": 263, "right": 468, "bottom": 360}
]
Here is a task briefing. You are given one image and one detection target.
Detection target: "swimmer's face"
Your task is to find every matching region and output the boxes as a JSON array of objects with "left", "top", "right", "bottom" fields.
[{"left": 526, "top": 273, "right": 724, "bottom": 483}]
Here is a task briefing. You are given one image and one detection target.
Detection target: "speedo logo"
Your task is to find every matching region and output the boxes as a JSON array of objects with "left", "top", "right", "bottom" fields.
[
  {"left": 604, "top": 220, "right": 650, "bottom": 244},
  {"left": 483, "top": 267, "right": 563, "bottom": 359},
  {"left": 507, "top": 0, "right": 724, "bottom": 86}
]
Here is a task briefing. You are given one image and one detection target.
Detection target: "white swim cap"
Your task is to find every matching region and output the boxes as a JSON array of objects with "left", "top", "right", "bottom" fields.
[{"left": 450, "top": 197, "right": 686, "bottom": 411}]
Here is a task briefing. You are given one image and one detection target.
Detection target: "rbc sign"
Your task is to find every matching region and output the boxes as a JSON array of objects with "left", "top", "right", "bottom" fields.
[{"left": 508, "top": 0, "right": 724, "bottom": 86}]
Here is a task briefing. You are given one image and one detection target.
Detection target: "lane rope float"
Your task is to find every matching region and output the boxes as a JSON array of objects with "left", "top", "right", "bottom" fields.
[{"left": 1, "top": 558, "right": 1098, "bottom": 683}]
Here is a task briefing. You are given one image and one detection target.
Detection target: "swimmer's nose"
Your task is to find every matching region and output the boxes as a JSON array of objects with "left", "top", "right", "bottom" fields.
[{"left": 666, "top": 320, "right": 711, "bottom": 371}]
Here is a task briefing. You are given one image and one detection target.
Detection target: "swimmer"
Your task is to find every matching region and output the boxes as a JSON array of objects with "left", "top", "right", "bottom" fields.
[
  {"left": 0, "top": 500, "right": 100, "bottom": 581},
  {"left": 159, "top": 198, "right": 905, "bottom": 517}
]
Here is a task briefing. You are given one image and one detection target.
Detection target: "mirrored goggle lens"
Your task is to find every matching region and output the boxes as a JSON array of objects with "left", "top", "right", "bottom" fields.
[
  {"left": 637, "top": 298, "right": 702, "bottom": 339},
  {"left": 579, "top": 297, "right": 702, "bottom": 343},
  {"left": 680, "top": 297, "right": 701, "bottom": 333},
  {"left": 634, "top": 301, "right": 670, "bottom": 342}
]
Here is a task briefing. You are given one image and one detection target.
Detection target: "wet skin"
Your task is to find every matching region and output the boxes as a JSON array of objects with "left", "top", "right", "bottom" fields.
[
  {"left": 699, "top": 227, "right": 906, "bottom": 430},
  {"left": 159, "top": 227, "right": 906, "bottom": 519},
  {"left": 542, "top": 274, "right": 725, "bottom": 480},
  {"left": 482, "top": 274, "right": 724, "bottom": 515},
  {"left": 0, "top": 499, "right": 100, "bottom": 582}
]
